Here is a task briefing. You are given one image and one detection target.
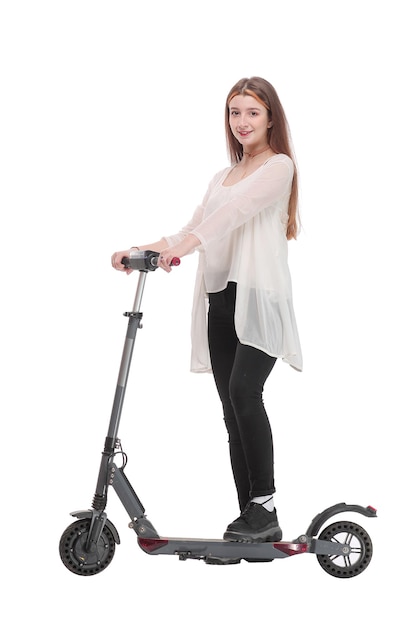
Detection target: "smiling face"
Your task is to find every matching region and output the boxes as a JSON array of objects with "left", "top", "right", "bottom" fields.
[{"left": 228, "top": 94, "right": 272, "bottom": 153}]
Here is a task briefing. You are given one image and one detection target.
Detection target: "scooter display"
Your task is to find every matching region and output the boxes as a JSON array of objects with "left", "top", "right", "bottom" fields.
[{"left": 59, "top": 249, "right": 377, "bottom": 577}]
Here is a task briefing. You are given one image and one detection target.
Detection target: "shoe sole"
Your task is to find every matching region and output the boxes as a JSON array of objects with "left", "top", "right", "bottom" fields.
[{"left": 223, "top": 528, "right": 283, "bottom": 543}]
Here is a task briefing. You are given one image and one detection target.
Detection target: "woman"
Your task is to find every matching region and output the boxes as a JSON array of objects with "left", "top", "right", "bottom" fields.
[{"left": 111, "top": 77, "right": 302, "bottom": 543}]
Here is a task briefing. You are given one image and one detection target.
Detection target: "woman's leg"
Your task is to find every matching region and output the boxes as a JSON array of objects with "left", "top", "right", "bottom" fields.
[
  {"left": 224, "top": 345, "right": 282, "bottom": 542},
  {"left": 229, "top": 343, "right": 277, "bottom": 499},
  {"left": 208, "top": 284, "right": 251, "bottom": 511}
]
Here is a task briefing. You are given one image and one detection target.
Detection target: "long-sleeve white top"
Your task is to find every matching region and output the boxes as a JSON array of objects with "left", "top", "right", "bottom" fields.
[{"left": 164, "top": 153, "right": 303, "bottom": 373}]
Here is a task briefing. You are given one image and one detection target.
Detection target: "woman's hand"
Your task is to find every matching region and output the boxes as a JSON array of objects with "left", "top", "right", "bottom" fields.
[
  {"left": 111, "top": 249, "right": 135, "bottom": 274},
  {"left": 158, "top": 234, "right": 201, "bottom": 273}
]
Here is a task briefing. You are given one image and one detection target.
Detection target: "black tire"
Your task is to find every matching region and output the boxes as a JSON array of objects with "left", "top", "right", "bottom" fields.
[
  {"left": 59, "top": 518, "right": 116, "bottom": 576},
  {"left": 316, "top": 520, "right": 373, "bottom": 578}
]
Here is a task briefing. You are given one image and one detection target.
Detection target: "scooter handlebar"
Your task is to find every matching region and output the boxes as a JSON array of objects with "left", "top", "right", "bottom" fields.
[{"left": 121, "top": 250, "right": 180, "bottom": 272}]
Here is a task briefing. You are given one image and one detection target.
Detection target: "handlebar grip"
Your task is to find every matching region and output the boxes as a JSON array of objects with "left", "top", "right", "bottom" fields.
[{"left": 122, "top": 251, "right": 180, "bottom": 271}]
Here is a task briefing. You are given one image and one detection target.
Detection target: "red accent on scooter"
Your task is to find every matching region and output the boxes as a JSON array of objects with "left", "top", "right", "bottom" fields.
[
  {"left": 274, "top": 542, "right": 308, "bottom": 556},
  {"left": 138, "top": 538, "right": 168, "bottom": 553}
]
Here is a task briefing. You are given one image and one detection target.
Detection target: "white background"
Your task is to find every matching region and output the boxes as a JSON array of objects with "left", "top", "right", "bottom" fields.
[{"left": 1, "top": 0, "right": 415, "bottom": 623}]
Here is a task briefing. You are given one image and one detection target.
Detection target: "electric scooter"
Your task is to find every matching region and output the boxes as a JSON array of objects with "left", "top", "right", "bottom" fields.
[{"left": 59, "top": 249, "right": 377, "bottom": 578}]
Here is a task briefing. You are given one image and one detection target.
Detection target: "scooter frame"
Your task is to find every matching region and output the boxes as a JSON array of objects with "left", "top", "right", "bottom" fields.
[{"left": 59, "top": 250, "right": 377, "bottom": 577}]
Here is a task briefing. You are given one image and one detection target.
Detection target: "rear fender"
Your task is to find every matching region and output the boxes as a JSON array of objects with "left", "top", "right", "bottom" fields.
[{"left": 305, "top": 502, "right": 377, "bottom": 538}]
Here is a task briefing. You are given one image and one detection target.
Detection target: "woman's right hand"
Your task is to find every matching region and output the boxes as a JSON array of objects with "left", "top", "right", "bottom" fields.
[{"left": 111, "top": 249, "right": 135, "bottom": 274}]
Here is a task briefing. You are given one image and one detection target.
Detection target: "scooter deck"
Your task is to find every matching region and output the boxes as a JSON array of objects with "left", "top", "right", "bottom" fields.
[{"left": 137, "top": 536, "right": 342, "bottom": 561}]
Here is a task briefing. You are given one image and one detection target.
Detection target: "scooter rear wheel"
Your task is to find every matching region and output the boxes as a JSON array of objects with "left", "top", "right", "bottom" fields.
[
  {"left": 59, "top": 518, "right": 116, "bottom": 576},
  {"left": 316, "top": 520, "right": 373, "bottom": 578}
]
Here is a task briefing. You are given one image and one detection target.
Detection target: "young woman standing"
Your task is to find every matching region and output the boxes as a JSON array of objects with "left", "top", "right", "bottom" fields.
[{"left": 111, "top": 76, "right": 302, "bottom": 543}]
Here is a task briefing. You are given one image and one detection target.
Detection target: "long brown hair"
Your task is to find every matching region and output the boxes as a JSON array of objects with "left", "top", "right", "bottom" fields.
[{"left": 225, "top": 77, "right": 299, "bottom": 240}]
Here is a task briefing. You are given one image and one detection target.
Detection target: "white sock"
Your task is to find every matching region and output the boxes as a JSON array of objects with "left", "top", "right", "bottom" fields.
[{"left": 251, "top": 495, "right": 275, "bottom": 512}]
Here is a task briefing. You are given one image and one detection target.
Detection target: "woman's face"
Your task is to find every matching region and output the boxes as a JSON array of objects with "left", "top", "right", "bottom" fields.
[{"left": 228, "top": 94, "right": 271, "bottom": 151}]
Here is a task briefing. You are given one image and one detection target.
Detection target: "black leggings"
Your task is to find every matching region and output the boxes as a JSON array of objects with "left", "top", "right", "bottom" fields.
[{"left": 208, "top": 282, "right": 277, "bottom": 511}]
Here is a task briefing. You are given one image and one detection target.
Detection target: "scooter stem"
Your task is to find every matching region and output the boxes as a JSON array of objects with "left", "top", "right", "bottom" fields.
[
  {"left": 92, "top": 270, "right": 148, "bottom": 509},
  {"left": 132, "top": 270, "right": 147, "bottom": 315},
  {"left": 107, "top": 270, "right": 148, "bottom": 443}
]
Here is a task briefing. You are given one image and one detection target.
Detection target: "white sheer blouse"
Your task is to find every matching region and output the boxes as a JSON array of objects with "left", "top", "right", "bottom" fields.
[{"left": 164, "top": 153, "right": 303, "bottom": 373}]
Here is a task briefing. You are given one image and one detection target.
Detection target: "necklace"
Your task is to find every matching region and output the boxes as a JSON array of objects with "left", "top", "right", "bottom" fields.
[{"left": 243, "top": 145, "right": 270, "bottom": 158}]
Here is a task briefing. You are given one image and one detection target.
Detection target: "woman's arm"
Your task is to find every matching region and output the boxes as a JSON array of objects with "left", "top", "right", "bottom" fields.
[
  {"left": 158, "top": 234, "right": 201, "bottom": 272},
  {"left": 111, "top": 234, "right": 201, "bottom": 274}
]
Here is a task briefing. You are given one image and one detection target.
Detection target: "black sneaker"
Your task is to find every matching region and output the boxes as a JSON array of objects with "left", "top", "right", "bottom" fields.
[{"left": 223, "top": 502, "right": 283, "bottom": 543}]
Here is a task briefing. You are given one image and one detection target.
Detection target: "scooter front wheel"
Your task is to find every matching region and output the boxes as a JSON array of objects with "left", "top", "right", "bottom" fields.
[
  {"left": 59, "top": 518, "right": 116, "bottom": 576},
  {"left": 316, "top": 520, "right": 373, "bottom": 578}
]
